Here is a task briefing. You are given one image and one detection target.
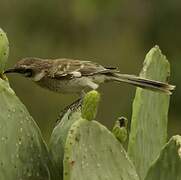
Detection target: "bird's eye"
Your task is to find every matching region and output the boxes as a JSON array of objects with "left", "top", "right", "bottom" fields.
[{"left": 24, "top": 69, "right": 33, "bottom": 77}]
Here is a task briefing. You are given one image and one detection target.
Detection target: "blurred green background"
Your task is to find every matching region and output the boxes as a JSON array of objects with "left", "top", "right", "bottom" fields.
[{"left": 0, "top": 0, "right": 180, "bottom": 140}]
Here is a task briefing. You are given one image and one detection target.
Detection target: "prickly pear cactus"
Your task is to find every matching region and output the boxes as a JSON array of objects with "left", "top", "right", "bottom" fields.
[
  {"left": 145, "top": 135, "right": 181, "bottom": 180},
  {"left": 128, "top": 46, "right": 170, "bottom": 179},
  {"left": 49, "top": 91, "right": 100, "bottom": 179},
  {"left": 63, "top": 120, "right": 139, "bottom": 180},
  {"left": 49, "top": 108, "right": 82, "bottom": 180},
  {"left": 0, "top": 29, "right": 55, "bottom": 180},
  {"left": 0, "top": 28, "right": 178, "bottom": 180},
  {"left": 63, "top": 91, "right": 139, "bottom": 180},
  {"left": 0, "top": 78, "right": 56, "bottom": 180},
  {"left": 0, "top": 28, "right": 9, "bottom": 74}
]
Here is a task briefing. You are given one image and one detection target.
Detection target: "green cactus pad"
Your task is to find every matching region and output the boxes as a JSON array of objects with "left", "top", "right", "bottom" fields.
[
  {"left": 0, "top": 28, "right": 9, "bottom": 74},
  {"left": 49, "top": 107, "right": 82, "bottom": 180},
  {"left": 64, "top": 119, "right": 139, "bottom": 180},
  {"left": 128, "top": 46, "right": 170, "bottom": 179},
  {"left": 49, "top": 90, "right": 100, "bottom": 179},
  {"left": 145, "top": 135, "right": 181, "bottom": 180},
  {"left": 81, "top": 90, "right": 100, "bottom": 121},
  {"left": 0, "top": 79, "right": 54, "bottom": 180}
]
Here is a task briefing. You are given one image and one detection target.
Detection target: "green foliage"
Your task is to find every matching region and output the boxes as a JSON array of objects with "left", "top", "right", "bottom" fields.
[
  {"left": 128, "top": 46, "right": 170, "bottom": 179},
  {"left": 0, "top": 28, "right": 9, "bottom": 74}
]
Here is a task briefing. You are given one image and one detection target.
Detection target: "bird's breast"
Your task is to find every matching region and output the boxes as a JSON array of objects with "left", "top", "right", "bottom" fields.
[{"left": 35, "top": 75, "right": 107, "bottom": 94}]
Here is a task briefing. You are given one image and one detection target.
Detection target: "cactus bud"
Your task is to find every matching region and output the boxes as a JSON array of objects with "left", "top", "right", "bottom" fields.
[
  {"left": 112, "top": 117, "right": 128, "bottom": 143},
  {"left": 81, "top": 90, "right": 100, "bottom": 121}
]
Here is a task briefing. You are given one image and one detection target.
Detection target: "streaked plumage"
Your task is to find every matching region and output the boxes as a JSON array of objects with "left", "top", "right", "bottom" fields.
[{"left": 4, "top": 57, "right": 175, "bottom": 95}]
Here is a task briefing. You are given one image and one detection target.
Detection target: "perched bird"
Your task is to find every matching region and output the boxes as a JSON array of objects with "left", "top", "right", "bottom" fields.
[{"left": 4, "top": 57, "right": 175, "bottom": 95}]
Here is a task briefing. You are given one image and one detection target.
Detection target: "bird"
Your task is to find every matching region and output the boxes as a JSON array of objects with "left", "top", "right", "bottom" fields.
[{"left": 4, "top": 57, "right": 175, "bottom": 95}]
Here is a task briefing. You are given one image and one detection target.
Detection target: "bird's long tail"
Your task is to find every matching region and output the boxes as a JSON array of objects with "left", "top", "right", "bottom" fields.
[{"left": 110, "top": 73, "right": 175, "bottom": 95}]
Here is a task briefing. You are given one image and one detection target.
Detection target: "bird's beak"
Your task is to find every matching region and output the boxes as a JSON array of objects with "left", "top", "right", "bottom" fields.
[
  {"left": 4, "top": 68, "right": 21, "bottom": 74},
  {"left": 4, "top": 68, "right": 16, "bottom": 74}
]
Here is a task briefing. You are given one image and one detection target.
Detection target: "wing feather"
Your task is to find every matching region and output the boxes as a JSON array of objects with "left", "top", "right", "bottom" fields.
[{"left": 45, "top": 58, "right": 118, "bottom": 79}]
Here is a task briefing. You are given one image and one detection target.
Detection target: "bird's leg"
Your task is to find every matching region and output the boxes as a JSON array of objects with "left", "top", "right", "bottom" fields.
[
  {"left": 64, "top": 90, "right": 86, "bottom": 112},
  {"left": 56, "top": 96, "right": 83, "bottom": 124},
  {"left": 80, "top": 90, "right": 86, "bottom": 98}
]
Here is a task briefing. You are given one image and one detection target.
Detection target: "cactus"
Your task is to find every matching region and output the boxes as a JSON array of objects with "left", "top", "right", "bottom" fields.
[
  {"left": 128, "top": 46, "right": 170, "bottom": 179},
  {"left": 49, "top": 91, "right": 100, "bottom": 179},
  {"left": 112, "top": 117, "right": 128, "bottom": 143},
  {"left": 0, "top": 78, "right": 56, "bottom": 180},
  {"left": 81, "top": 90, "right": 100, "bottom": 121},
  {"left": 63, "top": 119, "right": 139, "bottom": 180},
  {"left": 62, "top": 91, "right": 139, "bottom": 180},
  {"left": 0, "top": 28, "right": 9, "bottom": 75},
  {"left": 0, "top": 29, "right": 55, "bottom": 180},
  {"left": 49, "top": 107, "right": 82, "bottom": 180},
  {"left": 0, "top": 28, "right": 179, "bottom": 180},
  {"left": 145, "top": 135, "right": 181, "bottom": 180}
]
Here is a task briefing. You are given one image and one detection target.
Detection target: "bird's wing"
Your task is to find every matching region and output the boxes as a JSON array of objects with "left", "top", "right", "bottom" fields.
[{"left": 47, "top": 59, "right": 119, "bottom": 79}]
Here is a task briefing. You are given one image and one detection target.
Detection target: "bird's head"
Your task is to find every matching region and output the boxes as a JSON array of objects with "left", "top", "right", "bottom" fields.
[{"left": 4, "top": 57, "right": 48, "bottom": 81}]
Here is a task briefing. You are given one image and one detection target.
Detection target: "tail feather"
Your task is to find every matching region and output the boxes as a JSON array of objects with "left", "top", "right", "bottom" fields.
[{"left": 111, "top": 73, "right": 175, "bottom": 95}]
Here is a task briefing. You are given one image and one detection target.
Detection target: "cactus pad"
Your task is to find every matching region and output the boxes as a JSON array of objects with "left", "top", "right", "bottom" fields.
[
  {"left": 0, "top": 79, "right": 54, "bottom": 180},
  {"left": 0, "top": 28, "right": 9, "bottom": 74},
  {"left": 128, "top": 46, "right": 170, "bottom": 179},
  {"left": 49, "top": 107, "right": 82, "bottom": 180},
  {"left": 145, "top": 135, "right": 181, "bottom": 180},
  {"left": 64, "top": 119, "right": 139, "bottom": 180}
]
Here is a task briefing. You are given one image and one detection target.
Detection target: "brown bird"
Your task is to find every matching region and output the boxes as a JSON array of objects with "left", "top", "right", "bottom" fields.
[{"left": 4, "top": 57, "right": 175, "bottom": 95}]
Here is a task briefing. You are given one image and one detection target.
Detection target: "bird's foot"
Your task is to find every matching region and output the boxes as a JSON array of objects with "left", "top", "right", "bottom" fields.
[{"left": 56, "top": 98, "right": 83, "bottom": 124}]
